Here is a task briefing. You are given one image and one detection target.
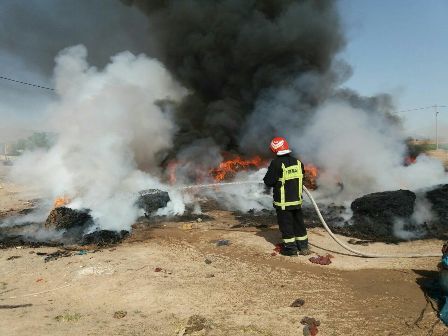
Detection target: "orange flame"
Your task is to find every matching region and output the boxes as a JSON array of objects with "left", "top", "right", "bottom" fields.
[
  {"left": 304, "top": 164, "right": 319, "bottom": 190},
  {"left": 167, "top": 161, "right": 178, "bottom": 185},
  {"left": 210, "top": 155, "right": 267, "bottom": 181},
  {"left": 404, "top": 156, "right": 417, "bottom": 166},
  {"left": 54, "top": 196, "right": 71, "bottom": 208}
]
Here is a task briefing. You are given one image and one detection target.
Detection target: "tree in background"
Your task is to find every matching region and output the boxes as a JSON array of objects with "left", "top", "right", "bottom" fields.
[{"left": 10, "top": 132, "right": 56, "bottom": 154}]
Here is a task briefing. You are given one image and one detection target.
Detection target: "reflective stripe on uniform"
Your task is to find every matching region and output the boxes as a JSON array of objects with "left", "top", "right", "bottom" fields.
[
  {"left": 295, "top": 235, "right": 308, "bottom": 241},
  {"left": 283, "top": 237, "right": 296, "bottom": 243},
  {"left": 273, "top": 200, "right": 302, "bottom": 207},
  {"left": 274, "top": 160, "right": 303, "bottom": 210}
]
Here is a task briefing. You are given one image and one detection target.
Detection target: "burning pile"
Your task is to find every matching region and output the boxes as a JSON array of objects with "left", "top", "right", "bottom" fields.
[
  {"left": 210, "top": 155, "right": 266, "bottom": 181},
  {"left": 53, "top": 196, "right": 71, "bottom": 208},
  {"left": 3, "top": 0, "right": 447, "bottom": 241},
  {"left": 304, "top": 164, "right": 319, "bottom": 190}
]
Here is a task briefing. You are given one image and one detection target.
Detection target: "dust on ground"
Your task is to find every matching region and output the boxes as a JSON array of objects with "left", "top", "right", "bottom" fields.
[{"left": 0, "top": 162, "right": 446, "bottom": 335}]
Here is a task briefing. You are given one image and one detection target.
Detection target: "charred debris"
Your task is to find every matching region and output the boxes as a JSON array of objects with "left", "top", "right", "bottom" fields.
[{"left": 1, "top": 185, "right": 448, "bottom": 248}]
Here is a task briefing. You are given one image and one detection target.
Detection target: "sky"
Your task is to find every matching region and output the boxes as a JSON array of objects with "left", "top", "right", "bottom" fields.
[
  {"left": 338, "top": 0, "right": 448, "bottom": 140},
  {"left": 0, "top": 0, "right": 447, "bottom": 141}
]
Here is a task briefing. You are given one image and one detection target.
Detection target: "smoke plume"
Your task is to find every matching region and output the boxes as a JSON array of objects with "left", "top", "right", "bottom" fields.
[
  {"left": 122, "top": 0, "right": 447, "bottom": 203},
  {"left": 2, "top": 1, "right": 447, "bottom": 235},
  {"left": 122, "top": 0, "right": 346, "bottom": 151},
  {"left": 10, "top": 45, "right": 186, "bottom": 230}
]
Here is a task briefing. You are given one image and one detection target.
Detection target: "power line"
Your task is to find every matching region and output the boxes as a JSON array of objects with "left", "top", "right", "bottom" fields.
[
  {"left": 0, "top": 75, "right": 54, "bottom": 91},
  {"left": 398, "top": 105, "right": 447, "bottom": 150},
  {"left": 398, "top": 105, "right": 447, "bottom": 113}
]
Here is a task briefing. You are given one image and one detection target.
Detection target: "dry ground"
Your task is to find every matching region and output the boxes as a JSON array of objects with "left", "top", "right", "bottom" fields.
[{"left": 1, "top": 162, "right": 447, "bottom": 336}]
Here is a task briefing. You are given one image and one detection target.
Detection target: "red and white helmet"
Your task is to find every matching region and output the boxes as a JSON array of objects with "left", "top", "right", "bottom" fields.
[{"left": 270, "top": 137, "right": 291, "bottom": 155}]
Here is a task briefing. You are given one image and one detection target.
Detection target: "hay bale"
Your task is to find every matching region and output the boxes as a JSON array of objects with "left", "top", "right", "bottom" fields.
[
  {"left": 351, "top": 189, "right": 416, "bottom": 218},
  {"left": 137, "top": 189, "right": 170, "bottom": 215},
  {"left": 346, "top": 190, "right": 416, "bottom": 241},
  {"left": 426, "top": 184, "right": 448, "bottom": 226},
  {"left": 45, "top": 207, "right": 92, "bottom": 230}
]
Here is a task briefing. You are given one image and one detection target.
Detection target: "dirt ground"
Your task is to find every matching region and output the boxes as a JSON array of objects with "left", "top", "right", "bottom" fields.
[{"left": 1, "top": 163, "right": 447, "bottom": 336}]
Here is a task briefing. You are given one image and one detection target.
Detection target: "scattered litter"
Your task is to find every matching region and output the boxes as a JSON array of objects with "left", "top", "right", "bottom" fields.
[
  {"left": 301, "top": 316, "right": 320, "bottom": 336},
  {"left": 0, "top": 304, "right": 32, "bottom": 309},
  {"left": 113, "top": 310, "right": 127, "bottom": 319},
  {"left": 8, "top": 283, "right": 71, "bottom": 299},
  {"left": 76, "top": 265, "right": 114, "bottom": 277},
  {"left": 309, "top": 254, "right": 334, "bottom": 266},
  {"left": 36, "top": 252, "right": 48, "bottom": 256},
  {"left": 15, "top": 246, "right": 23, "bottom": 249},
  {"left": 76, "top": 250, "right": 87, "bottom": 255},
  {"left": 184, "top": 315, "right": 208, "bottom": 334},
  {"left": 154, "top": 267, "right": 162, "bottom": 272},
  {"left": 347, "top": 239, "right": 370, "bottom": 246},
  {"left": 274, "top": 244, "right": 282, "bottom": 253},
  {"left": 36, "top": 278, "right": 44, "bottom": 283},
  {"left": 181, "top": 223, "right": 193, "bottom": 230},
  {"left": 216, "top": 239, "right": 230, "bottom": 247},
  {"left": 196, "top": 218, "right": 203, "bottom": 223},
  {"left": 204, "top": 259, "right": 212, "bottom": 264},
  {"left": 205, "top": 274, "right": 215, "bottom": 278},
  {"left": 54, "top": 312, "right": 81, "bottom": 322},
  {"left": 290, "top": 298, "right": 305, "bottom": 307},
  {"left": 6, "top": 256, "right": 21, "bottom": 261},
  {"left": 44, "top": 250, "right": 72, "bottom": 263}
]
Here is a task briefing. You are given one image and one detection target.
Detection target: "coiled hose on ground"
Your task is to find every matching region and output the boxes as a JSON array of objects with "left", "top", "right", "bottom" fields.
[{"left": 180, "top": 181, "right": 441, "bottom": 258}]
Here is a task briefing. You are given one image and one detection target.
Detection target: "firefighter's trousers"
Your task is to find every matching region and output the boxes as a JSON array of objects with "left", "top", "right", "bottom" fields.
[{"left": 276, "top": 208, "right": 308, "bottom": 252}]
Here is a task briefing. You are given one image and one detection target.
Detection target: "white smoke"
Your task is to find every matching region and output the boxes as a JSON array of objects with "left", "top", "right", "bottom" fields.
[
  {"left": 10, "top": 45, "right": 186, "bottom": 230},
  {"left": 292, "top": 101, "right": 448, "bottom": 201}
]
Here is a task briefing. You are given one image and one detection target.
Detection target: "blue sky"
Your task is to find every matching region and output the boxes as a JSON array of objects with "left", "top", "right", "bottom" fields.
[{"left": 338, "top": 0, "right": 448, "bottom": 139}]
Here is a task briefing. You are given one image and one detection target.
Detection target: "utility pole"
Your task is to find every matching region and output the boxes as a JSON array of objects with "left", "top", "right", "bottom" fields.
[
  {"left": 398, "top": 105, "right": 446, "bottom": 148},
  {"left": 434, "top": 105, "right": 440, "bottom": 150}
]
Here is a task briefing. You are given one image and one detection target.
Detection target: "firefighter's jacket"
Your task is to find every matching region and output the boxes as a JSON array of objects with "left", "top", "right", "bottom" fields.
[{"left": 263, "top": 154, "right": 305, "bottom": 210}]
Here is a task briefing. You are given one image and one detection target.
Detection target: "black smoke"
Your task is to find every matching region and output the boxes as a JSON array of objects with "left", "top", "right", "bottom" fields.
[
  {"left": 122, "top": 0, "right": 348, "bottom": 152},
  {"left": 1, "top": 0, "right": 397, "bottom": 157},
  {"left": 0, "top": 0, "right": 151, "bottom": 76}
]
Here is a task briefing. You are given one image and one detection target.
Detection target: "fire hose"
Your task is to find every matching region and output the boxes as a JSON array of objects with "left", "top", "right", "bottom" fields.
[{"left": 180, "top": 181, "right": 441, "bottom": 258}]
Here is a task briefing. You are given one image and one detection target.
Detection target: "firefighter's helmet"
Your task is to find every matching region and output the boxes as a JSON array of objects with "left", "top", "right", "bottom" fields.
[{"left": 270, "top": 137, "right": 291, "bottom": 155}]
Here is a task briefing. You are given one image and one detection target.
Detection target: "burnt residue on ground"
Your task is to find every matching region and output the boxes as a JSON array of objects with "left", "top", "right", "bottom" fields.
[
  {"left": 231, "top": 204, "right": 347, "bottom": 230},
  {"left": 231, "top": 185, "right": 448, "bottom": 243},
  {"left": 145, "top": 201, "right": 215, "bottom": 225},
  {"left": 81, "top": 230, "right": 129, "bottom": 246},
  {"left": 148, "top": 213, "right": 215, "bottom": 224},
  {"left": 43, "top": 250, "right": 73, "bottom": 262},
  {"left": 2, "top": 185, "right": 447, "bottom": 248},
  {"left": 0, "top": 233, "right": 63, "bottom": 249},
  {"left": 231, "top": 209, "right": 275, "bottom": 229}
]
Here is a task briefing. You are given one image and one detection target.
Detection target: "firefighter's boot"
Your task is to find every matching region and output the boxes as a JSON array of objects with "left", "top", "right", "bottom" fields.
[{"left": 280, "top": 243, "right": 298, "bottom": 256}]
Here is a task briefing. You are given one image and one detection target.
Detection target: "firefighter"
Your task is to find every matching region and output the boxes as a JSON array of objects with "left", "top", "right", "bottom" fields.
[{"left": 263, "top": 137, "right": 311, "bottom": 256}]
